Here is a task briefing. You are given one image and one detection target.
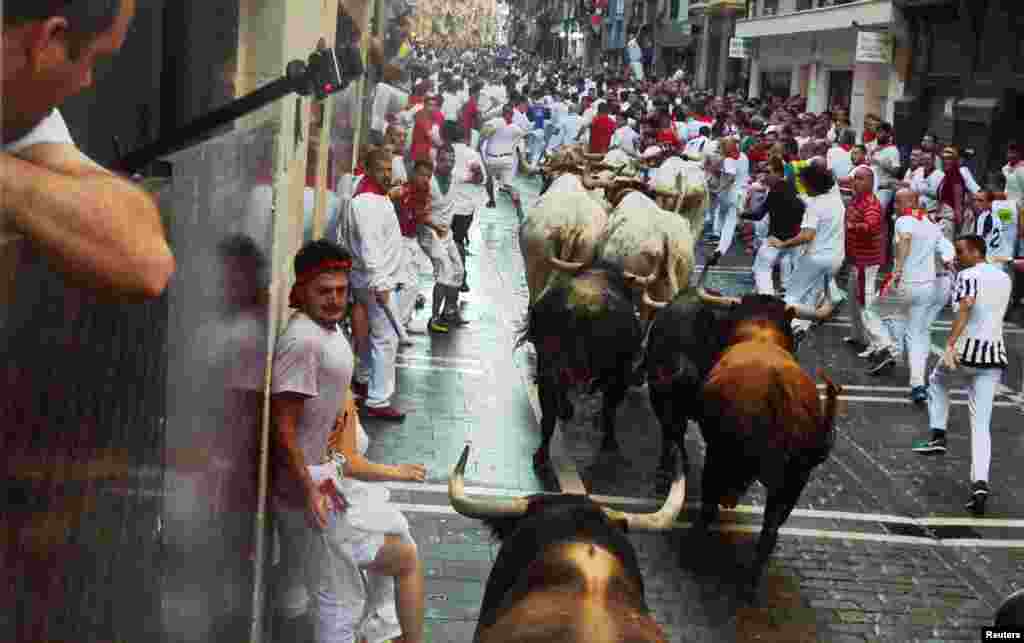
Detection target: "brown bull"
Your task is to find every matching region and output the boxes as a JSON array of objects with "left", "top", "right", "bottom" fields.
[
  {"left": 693, "top": 267, "right": 843, "bottom": 600},
  {"left": 449, "top": 445, "right": 685, "bottom": 643}
]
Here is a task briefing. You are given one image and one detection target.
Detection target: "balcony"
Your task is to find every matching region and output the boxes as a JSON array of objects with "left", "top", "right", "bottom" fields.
[
  {"left": 689, "top": 0, "right": 748, "bottom": 14},
  {"left": 735, "top": 0, "right": 893, "bottom": 38}
]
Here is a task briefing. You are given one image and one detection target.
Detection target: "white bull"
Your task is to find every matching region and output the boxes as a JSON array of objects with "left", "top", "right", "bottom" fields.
[
  {"left": 597, "top": 190, "right": 697, "bottom": 318},
  {"left": 649, "top": 156, "right": 709, "bottom": 236},
  {"left": 520, "top": 174, "right": 610, "bottom": 305}
]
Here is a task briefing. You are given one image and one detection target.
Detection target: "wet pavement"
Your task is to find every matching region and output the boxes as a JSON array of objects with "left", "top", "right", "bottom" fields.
[{"left": 359, "top": 172, "right": 1024, "bottom": 642}]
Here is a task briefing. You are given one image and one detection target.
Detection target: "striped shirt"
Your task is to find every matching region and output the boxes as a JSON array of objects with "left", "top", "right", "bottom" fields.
[
  {"left": 845, "top": 192, "right": 885, "bottom": 267},
  {"left": 952, "top": 263, "right": 1011, "bottom": 368}
]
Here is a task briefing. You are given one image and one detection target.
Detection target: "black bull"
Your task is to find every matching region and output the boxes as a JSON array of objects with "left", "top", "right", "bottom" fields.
[{"left": 448, "top": 445, "right": 685, "bottom": 643}]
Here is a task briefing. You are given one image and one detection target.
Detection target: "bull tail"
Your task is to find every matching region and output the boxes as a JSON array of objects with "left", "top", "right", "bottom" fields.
[{"left": 818, "top": 369, "right": 843, "bottom": 436}]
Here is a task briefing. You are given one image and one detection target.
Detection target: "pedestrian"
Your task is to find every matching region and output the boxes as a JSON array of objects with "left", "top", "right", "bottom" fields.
[
  {"left": 784, "top": 161, "right": 847, "bottom": 344},
  {"left": 913, "top": 234, "right": 1012, "bottom": 516},
  {"left": 480, "top": 104, "right": 527, "bottom": 206},
  {"left": 742, "top": 156, "right": 806, "bottom": 296},
  {"left": 270, "top": 239, "right": 425, "bottom": 643},
  {"left": 339, "top": 146, "right": 408, "bottom": 420},
  {"left": 1003, "top": 142, "right": 1024, "bottom": 203},
  {"left": 704, "top": 142, "right": 740, "bottom": 262},
  {"left": 2, "top": 0, "right": 175, "bottom": 297},
  {"left": 416, "top": 146, "right": 470, "bottom": 332},
  {"left": 844, "top": 165, "right": 894, "bottom": 363},
  {"left": 887, "top": 189, "right": 955, "bottom": 399},
  {"left": 579, "top": 101, "right": 616, "bottom": 155},
  {"left": 610, "top": 111, "right": 641, "bottom": 158},
  {"left": 446, "top": 122, "right": 488, "bottom": 293}
]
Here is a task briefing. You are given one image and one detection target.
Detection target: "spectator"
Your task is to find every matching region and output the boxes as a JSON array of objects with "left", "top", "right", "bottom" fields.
[
  {"left": 844, "top": 165, "right": 892, "bottom": 364},
  {"left": 1, "top": 0, "right": 175, "bottom": 297},
  {"left": 742, "top": 156, "right": 806, "bottom": 296},
  {"left": 270, "top": 239, "right": 425, "bottom": 643},
  {"left": 581, "top": 102, "right": 616, "bottom": 155},
  {"left": 339, "top": 147, "right": 408, "bottom": 420},
  {"left": 446, "top": 123, "right": 488, "bottom": 293}
]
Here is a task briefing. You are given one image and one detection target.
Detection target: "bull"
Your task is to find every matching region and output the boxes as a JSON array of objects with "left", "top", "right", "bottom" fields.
[
  {"left": 448, "top": 444, "right": 686, "bottom": 643},
  {"left": 515, "top": 263, "right": 643, "bottom": 466},
  {"left": 593, "top": 190, "right": 697, "bottom": 320},
  {"left": 648, "top": 156, "right": 709, "bottom": 236},
  {"left": 518, "top": 174, "right": 610, "bottom": 306},
  {"left": 649, "top": 265, "right": 843, "bottom": 598}
]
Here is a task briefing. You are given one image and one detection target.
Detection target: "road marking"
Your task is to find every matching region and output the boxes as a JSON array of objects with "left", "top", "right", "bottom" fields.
[
  {"left": 395, "top": 363, "right": 486, "bottom": 377},
  {"left": 930, "top": 343, "right": 1024, "bottom": 409},
  {"left": 383, "top": 482, "right": 1024, "bottom": 529},
  {"left": 830, "top": 394, "right": 1018, "bottom": 407},
  {"left": 391, "top": 502, "right": 1024, "bottom": 547},
  {"left": 815, "top": 383, "right": 974, "bottom": 394},
  {"left": 397, "top": 354, "right": 486, "bottom": 366},
  {"left": 821, "top": 320, "right": 1024, "bottom": 335}
]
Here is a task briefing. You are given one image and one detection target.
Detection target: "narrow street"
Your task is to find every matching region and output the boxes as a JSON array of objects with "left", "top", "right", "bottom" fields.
[{"left": 360, "top": 172, "right": 1024, "bottom": 642}]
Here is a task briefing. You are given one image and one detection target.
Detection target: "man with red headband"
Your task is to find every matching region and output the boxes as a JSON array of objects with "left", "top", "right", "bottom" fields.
[
  {"left": 272, "top": 239, "right": 426, "bottom": 643},
  {"left": 339, "top": 147, "right": 408, "bottom": 420}
]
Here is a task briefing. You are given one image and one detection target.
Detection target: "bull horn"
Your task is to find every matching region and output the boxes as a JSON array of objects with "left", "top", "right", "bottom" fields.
[
  {"left": 622, "top": 271, "right": 657, "bottom": 287},
  {"left": 549, "top": 256, "right": 585, "bottom": 271},
  {"left": 448, "top": 445, "right": 529, "bottom": 519},
  {"left": 600, "top": 448, "right": 686, "bottom": 531},
  {"left": 642, "top": 290, "right": 670, "bottom": 310},
  {"left": 695, "top": 264, "right": 741, "bottom": 308}
]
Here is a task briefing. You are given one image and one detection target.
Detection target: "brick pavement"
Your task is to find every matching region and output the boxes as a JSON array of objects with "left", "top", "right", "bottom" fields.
[{"left": 342, "top": 173, "right": 1024, "bottom": 642}]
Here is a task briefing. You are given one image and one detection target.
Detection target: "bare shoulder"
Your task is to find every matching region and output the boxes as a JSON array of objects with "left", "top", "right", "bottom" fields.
[{"left": 14, "top": 142, "right": 109, "bottom": 178}]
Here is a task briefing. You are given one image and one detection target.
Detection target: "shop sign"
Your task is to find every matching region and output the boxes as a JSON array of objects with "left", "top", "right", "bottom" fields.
[
  {"left": 728, "top": 37, "right": 751, "bottom": 59},
  {"left": 855, "top": 31, "right": 893, "bottom": 64}
]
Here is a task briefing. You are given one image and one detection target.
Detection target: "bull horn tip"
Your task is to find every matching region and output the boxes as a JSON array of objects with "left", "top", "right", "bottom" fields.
[{"left": 455, "top": 444, "right": 471, "bottom": 475}]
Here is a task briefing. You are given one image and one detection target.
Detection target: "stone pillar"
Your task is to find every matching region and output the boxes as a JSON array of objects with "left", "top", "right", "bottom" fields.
[
  {"left": 807, "top": 63, "right": 829, "bottom": 114},
  {"left": 715, "top": 13, "right": 734, "bottom": 96},
  {"left": 850, "top": 62, "right": 871, "bottom": 141},
  {"left": 748, "top": 52, "right": 761, "bottom": 99},
  {"left": 789, "top": 61, "right": 801, "bottom": 97},
  {"left": 697, "top": 12, "right": 711, "bottom": 90}
]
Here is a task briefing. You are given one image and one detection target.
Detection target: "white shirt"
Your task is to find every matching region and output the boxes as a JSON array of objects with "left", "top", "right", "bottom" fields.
[
  {"left": 441, "top": 91, "right": 463, "bottom": 121},
  {"left": 1003, "top": 162, "right": 1024, "bottom": 202},
  {"left": 827, "top": 147, "right": 853, "bottom": 185},
  {"left": 989, "top": 200, "right": 1020, "bottom": 259},
  {"left": 895, "top": 214, "right": 949, "bottom": 284},
  {"left": 684, "top": 136, "right": 709, "bottom": 157},
  {"left": 3, "top": 108, "right": 74, "bottom": 153},
  {"left": 342, "top": 193, "right": 405, "bottom": 292},
  {"left": 560, "top": 113, "right": 582, "bottom": 146},
  {"left": 799, "top": 188, "right": 846, "bottom": 259},
  {"left": 391, "top": 155, "right": 408, "bottom": 185},
  {"left": 870, "top": 144, "right": 902, "bottom": 191},
  {"left": 271, "top": 312, "right": 354, "bottom": 465},
  {"left": 610, "top": 124, "right": 640, "bottom": 157},
  {"left": 451, "top": 143, "right": 488, "bottom": 215},
  {"left": 734, "top": 153, "right": 751, "bottom": 193},
  {"left": 482, "top": 117, "right": 525, "bottom": 156},
  {"left": 951, "top": 262, "right": 1011, "bottom": 368},
  {"left": 909, "top": 167, "right": 944, "bottom": 212},
  {"left": 673, "top": 120, "right": 688, "bottom": 143}
]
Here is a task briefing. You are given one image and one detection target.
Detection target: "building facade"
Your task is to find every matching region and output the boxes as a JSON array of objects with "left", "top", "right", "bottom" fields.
[
  {"left": 893, "top": 0, "right": 1023, "bottom": 182},
  {"left": 735, "top": 0, "right": 907, "bottom": 137}
]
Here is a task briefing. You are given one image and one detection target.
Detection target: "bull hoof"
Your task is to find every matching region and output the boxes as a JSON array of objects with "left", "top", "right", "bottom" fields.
[{"left": 532, "top": 449, "right": 550, "bottom": 469}]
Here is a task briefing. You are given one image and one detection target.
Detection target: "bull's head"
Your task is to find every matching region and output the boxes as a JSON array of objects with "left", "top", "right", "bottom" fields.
[
  {"left": 694, "top": 264, "right": 836, "bottom": 322},
  {"left": 449, "top": 444, "right": 686, "bottom": 531}
]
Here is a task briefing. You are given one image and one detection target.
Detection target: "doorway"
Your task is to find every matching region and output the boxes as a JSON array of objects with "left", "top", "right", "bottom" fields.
[{"left": 828, "top": 70, "right": 853, "bottom": 112}]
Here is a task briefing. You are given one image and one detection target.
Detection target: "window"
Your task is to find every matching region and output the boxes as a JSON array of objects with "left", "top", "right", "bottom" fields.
[
  {"left": 795, "top": 0, "right": 813, "bottom": 10},
  {"left": 762, "top": 0, "right": 779, "bottom": 15}
]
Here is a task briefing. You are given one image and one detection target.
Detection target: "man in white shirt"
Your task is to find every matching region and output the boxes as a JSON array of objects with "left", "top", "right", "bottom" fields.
[
  {"left": 887, "top": 190, "right": 956, "bottom": 399},
  {"left": 610, "top": 113, "right": 640, "bottom": 158},
  {"left": 915, "top": 234, "right": 1012, "bottom": 516},
  {"left": 705, "top": 143, "right": 740, "bottom": 262},
  {"left": 870, "top": 123, "right": 902, "bottom": 214},
  {"left": 440, "top": 81, "right": 463, "bottom": 122},
  {"left": 906, "top": 150, "right": 943, "bottom": 215},
  {"left": 448, "top": 124, "right": 488, "bottom": 294},
  {"left": 2, "top": 1, "right": 175, "bottom": 298},
  {"left": 338, "top": 147, "right": 408, "bottom": 420},
  {"left": 827, "top": 130, "right": 856, "bottom": 186},
  {"left": 480, "top": 105, "right": 526, "bottom": 205}
]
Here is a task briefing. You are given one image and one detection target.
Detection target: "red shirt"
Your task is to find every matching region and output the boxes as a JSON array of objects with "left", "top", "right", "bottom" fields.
[
  {"left": 845, "top": 192, "right": 884, "bottom": 267},
  {"left": 589, "top": 114, "right": 616, "bottom": 155},
  {"left": 656, "top": 128, "right": 680, "bottom": 147},
  {"left": 410, "top": 112, "right": 435, "bottom": 162},
  {"left": 461, "top": 96, "right": 479, "bottom": 133}
]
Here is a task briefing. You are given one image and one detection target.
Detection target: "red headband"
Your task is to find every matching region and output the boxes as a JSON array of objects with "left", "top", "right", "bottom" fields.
[{"left": 288, "top": 259, "right": 352, "bottom": 308}]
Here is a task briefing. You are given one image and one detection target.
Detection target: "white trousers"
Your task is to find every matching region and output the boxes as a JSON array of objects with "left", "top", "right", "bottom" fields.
[
  {"left": 927, "top": 363, "right": 1003, "bottom": 483},
  {"left": 847, "top": 265, "right": 892, "bottom": 352},
  {"left": 753, "top": 243, "right": 799, "bottom": 295},
  {"left": 396, "top": 237, "right": 429, "bottom": 327},
  {"left": 419, "top": 231, "right": 465, "bottom": 288},
  {"left": 710, "top": 191, "right": 738, "bottom": 255},
  {"left": 903, "top": 277, "right": 952, "bottom": 387},
  {"left": 353, "top": 288, "right": 399, "bottom": 408},
  {"left": 786, "top": 253, "right": 843, "bottom": 332}
]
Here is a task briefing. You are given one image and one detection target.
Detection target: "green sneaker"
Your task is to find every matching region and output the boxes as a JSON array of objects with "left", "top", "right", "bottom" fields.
[
  {"left": 428, "top": 317, "right": 449, "bottom": 333},
  {"left": 912, "top": 431, "right": 947, "bottom": 454}
]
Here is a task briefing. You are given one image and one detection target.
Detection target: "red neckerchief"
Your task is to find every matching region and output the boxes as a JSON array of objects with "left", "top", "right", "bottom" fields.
[
  {"left": 839, "top": 144, "right": 852, "bottom": 152},
  {"left": 726, "top": 148, "right": 740, "bottom": 160},
  {"left": 901, "top": 207, "right": 927, "bottom": 221},
  {"left": 355, "top": 175, "right": 386, "bottom": 197},
  {"left": 863, "top": 131, "right": 877, "bottom": 144}
]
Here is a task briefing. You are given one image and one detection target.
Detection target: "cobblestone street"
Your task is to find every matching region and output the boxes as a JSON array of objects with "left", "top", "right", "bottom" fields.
[{"left": 359, "top": 173, "right": 1024, "bottom": 642}]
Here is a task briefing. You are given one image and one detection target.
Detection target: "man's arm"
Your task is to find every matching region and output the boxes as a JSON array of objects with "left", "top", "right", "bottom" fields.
[
  {"left": 2, "top": 145, "right": 175, "bottom": 298},
  {"left": 270, "top": 392, "right": 326, "bottom": 528},
  {"left": 892, "top": 231, "right": 912, "bottom": 282}
]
